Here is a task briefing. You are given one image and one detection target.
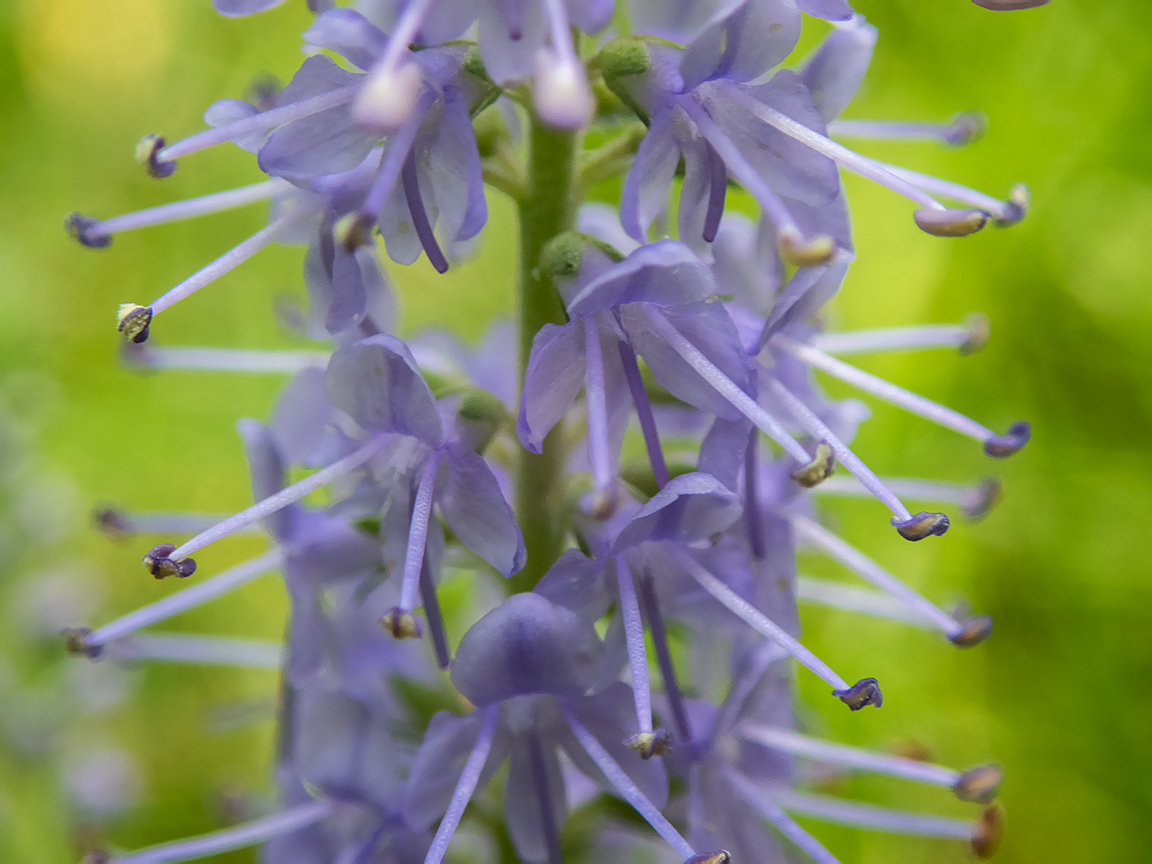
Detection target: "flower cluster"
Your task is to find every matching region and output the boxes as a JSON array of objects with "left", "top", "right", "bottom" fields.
[{"left": 65, "top": 1, "right": 1045, "bottom": 862}]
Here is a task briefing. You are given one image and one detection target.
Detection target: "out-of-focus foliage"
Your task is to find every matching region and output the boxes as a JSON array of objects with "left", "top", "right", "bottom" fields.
[{"left": 0, "top": 0, "right": 1149, "bottom": 862}]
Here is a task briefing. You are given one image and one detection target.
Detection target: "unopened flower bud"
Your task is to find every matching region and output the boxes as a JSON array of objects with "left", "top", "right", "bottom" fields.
[
  {"left": 135, "top": 134, "right": 176, "bottom": 179},
  {"left": 597, "top": 38, "right": 651, "bottom": 83},
  {"left": 791, "top": 443, "right": 836, "bottom": 488},
  {"left": 534, "top": 52, "right": 594, "bottom": 130},
  {"left": 142, "top": 543, "right": 197, "bottom": 580},
  {"left": 953, "top": 763, "right": 1004, "bottom": 804},
  {"left": 353, "top": 61, "right": 425, "bottom": 134},
  {"left": 626, "top": 728, "right": 671, "bottom": 760},
  {"left": 892, "top": 511, "right": 950, "bottom": 541},
  {"left": 833, "top": 677, "right": 883, "bottom": 710},
  {"left": 913, "top": 207, "right": 988, "bottom": 237},
  {"left": 116, "top": 303, "right": 153, "bottom": 344},
  {"left": 456, "top": 389, "right": 507, "bottom": 455}
]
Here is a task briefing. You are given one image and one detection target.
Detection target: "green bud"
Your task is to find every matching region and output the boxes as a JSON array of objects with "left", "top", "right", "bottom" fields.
[{"left": 598, "top": 38, "right": 651, "bottom": 82}]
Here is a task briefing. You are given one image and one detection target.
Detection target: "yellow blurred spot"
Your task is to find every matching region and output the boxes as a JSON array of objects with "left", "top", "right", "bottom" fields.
[{"left": 19, "top": 0, "right": 175, "bottom": 111}]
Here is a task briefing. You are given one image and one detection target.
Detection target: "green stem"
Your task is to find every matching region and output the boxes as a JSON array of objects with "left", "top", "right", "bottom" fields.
[{"left": 510, "top": 114, "right": 581, "bottom": 592}]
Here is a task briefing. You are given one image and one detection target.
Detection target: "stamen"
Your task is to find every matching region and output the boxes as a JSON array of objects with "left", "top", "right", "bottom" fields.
[
  {"left": 673, "top": 547, "right": 879, "bottom": 707},
  {"left": 402, "top": 151, "right": 449, "bottom": 274},
  {"left": 973, "top": 0, "right": 1049, "bottom": 8},
  {"left": 791, "top": 442, "right": 836, "bottom": 488},
  {"left": 791, "top": 514, "right": 984, "bottom": 645},
  {"left": 418, "top": 558, "right": 451, "bottom": 668},
  {"left": 954, "top": 765, "right": 1005, "bottom": 804},
  {"left": 397, "top": 450, "right": 444, "bottom": 614},
  {"left": 773, "top": 789, "right": 975, "bottom": 841},
  {"left": 637, "top": 574, "right": 693, "bottom": 745},
  {"left": 101, "top": 798, "right": 333, "bottom": 864},
  {"left": 678, "top": 99, "right": 835, "bottom": 266},
  {"left": 117, "top": 304, "right": 153, "bottom": 344},
  {"left": 155, "top": 85, "right": 360, "bottom": 164},
  {"left": 808, "top": 315, "right": 990, "bottom": 357},
  {"left": 94, "top": 506, "right": 257, "bottom": 539},
  {"left": 563, "top": 705, "right": 697, "bottom": 860},
  {"left": 744, "top": 431, "right": 766, "bottom": 558},
  {"left": 775, "top": 335, "right": 1030, "bottom": 458},
  {"left": 112, "top": 633, "right": 283, "bottom": 668},
  {"left": 765, "top": 379, "right": 923, "bottom": 527},
  {"left": 972, "top": 805, "right": 1003, "bottom": 859},
  {"left": 871, "top": 160, "right": 1028, "bottom": 226},
  {"left": 143, "top": 544, "right": 197, "bottom": 580},
  {"left": 723, "top": 89, "right": 947, "bottom": 212},
  {"left": 67, "top": 179, "right": 290, "bottom": 247},
  {"left": 141, "top": 206, "right": 317, "bottom": 322},
  {"left": 123, "top": 345, "right": 330, "bottom": 375},
  {"left": 526, "top": 731, "right": 564, "bottom": 864},
  {"left": 585, "top": 320, "right": 615, "bottom": 500},
  {"left": 726, "top": 769, "right": 839, "bottom": 864},
  {"left": 702, "top": 143, "right": 727, "bottom": 243},
  {"left": 832, "top": 678, "right": 883, "bottom": 710},
  {"left": 797, "top": 576, "right": 938, "bottom": 628},
  {"left": 615, "top": 556, "right": 657, "bottom": 747},
  {"left": 80, "top": 549, "right": 282, "bottom": 653},
  {"left": 740, "top": 725, "right": 962, "bottom": 788},
  {"left": 644, "top": 307, "right": 814, "bottom": 466},
  {"left": 424, "top": 707, "right": 498, "bottom": 864},
  {"left": 163, "top": 435, "right": 388, "bottom": 563},
  {"left": 381, "top": 608, "right": 425, "bottom": 639},
  {"left": 360, "top": 101, "right": 430, "bottom": 219},
  {"left": 810, "top": 475, "right": 1002, "bottom": 522},
  {"left": 912, "top": 207, "right": 988, "bottom": 237},
  {"left": 828, "top": 113, "right": 986, "bottom": 147},
  {"left": 617, "top": 338, "right": 669, "bottom": 488}
]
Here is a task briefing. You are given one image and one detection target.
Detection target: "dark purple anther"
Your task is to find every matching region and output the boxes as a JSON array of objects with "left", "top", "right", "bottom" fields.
[
  {"left": 702, "top": 145, "right": 728, "bottom": 243},
  {"left": 616, "top": 337, "right": 670, "bottom": 488},
  {"left": 983, "top": 421, "right": 1031, "bottom": 458},
  {"left": 402, "top": 152, "right": 449, "bottom": 274}
]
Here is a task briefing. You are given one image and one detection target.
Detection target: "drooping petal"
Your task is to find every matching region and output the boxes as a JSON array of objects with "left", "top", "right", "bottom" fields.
[
  {"left": 535, "top": 549, "right": 614, "bottom": 622},
  {"left": 697, "top": 71, "right": 840, "bottom": 205},
  {"left": 258, "top": 56, "right": 374, "bottom": 179},
  {"left": 450, "top": 594, "right": 604, "bottom": 707},
  {"left": 438, "top": 448, "right": 525, "bottom": 577},
  {"left": 504, "top": 738, "right": 569, "bottom": 863},
  {"left": 613, "top": 471, "right": 743, "bottom": 550},
  {"left": 565, "top": 240, "right": 715, "bottom": 316},
  {"left": 324, "top": 335, "right": 443, "bottom": 445},
  {"left": 270, "top": 368, "right": 337, "bottom": 466},
  {"left": 621, "top": 300, "right": 750, "bottom": 421},
  {"left": 517, "top": 320, "right": 586, "bottom": 453},
  {"left": 426, "top": 95, "right": 488, "bottom": 243},
  {"left": 620, "top": 109, "right": 682, "bottom": 242},
  {"left": 404, "top": 710, "right": 509, "bottom": 831},
  {"left": 236, "top": 418, "right": 291, "bottom": 539},
  {"left": 796, "top": 0, "right": 856, "bottom": 21},
  {"left": 303, "top": 8, "right": 388, "bottom": 71},
  {"left": 680, "top": 0, "right": 802, "bottom": 89},
  {"left": 799, "top": 20, "right": 878, "bottom": 122}
]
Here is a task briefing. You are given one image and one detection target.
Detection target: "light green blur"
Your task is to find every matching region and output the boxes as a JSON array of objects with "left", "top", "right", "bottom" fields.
[{"left": 0, "top": 1, "right": 1149, "bottom": 862}]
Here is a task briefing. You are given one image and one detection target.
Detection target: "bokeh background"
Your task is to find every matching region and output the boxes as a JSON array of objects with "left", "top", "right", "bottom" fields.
[{"left": 1, "top": 0, "right": 1149, "bottom": 861}]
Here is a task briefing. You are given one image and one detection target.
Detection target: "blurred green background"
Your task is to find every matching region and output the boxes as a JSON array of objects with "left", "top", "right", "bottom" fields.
[{"left": 1, "top": 0, "right": 1149, "bottom": 862}]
